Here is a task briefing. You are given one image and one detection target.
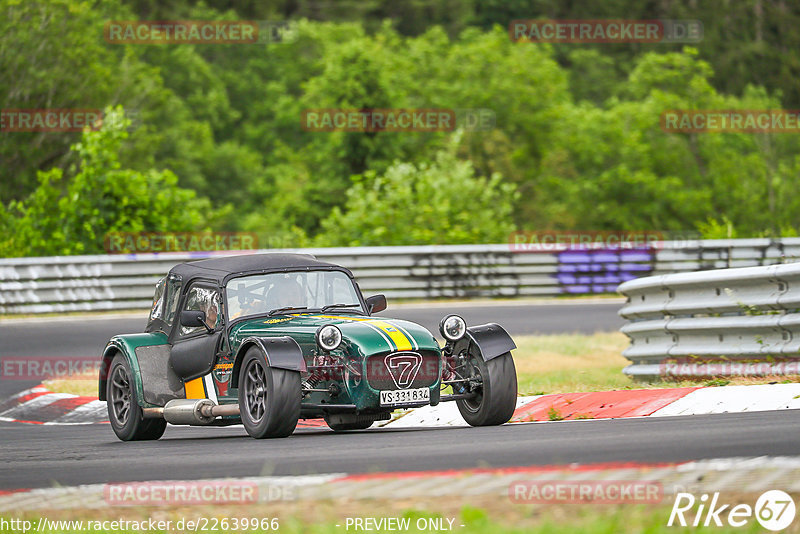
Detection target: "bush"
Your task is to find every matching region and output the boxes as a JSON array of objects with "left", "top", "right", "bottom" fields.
[
  {"left": 315, "top": 136, "right": 518, "bottom": 246},
  {"left": 2, "top": 107, "right": 215, "bottom": 257}
]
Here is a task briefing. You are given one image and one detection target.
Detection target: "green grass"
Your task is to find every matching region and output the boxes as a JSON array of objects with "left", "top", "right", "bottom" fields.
[
  {"left": 547, "top": 407, "right": 564, "bottom": 421},
  {"left": 512, "top": 332, "right": 636, "bottom": 394}
]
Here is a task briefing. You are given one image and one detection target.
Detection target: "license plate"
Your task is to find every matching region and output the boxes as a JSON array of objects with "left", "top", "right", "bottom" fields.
[{"left": 380, "top": 387, "right": 430, "bottom": 406}]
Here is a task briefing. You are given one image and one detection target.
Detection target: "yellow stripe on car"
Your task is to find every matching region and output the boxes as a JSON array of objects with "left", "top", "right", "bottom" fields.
[
  {"left": 367, "top": 319, "right": 413, "bottom": 351},
  {"left": 313, "top": 315, "right": 414, "bottom": 351}
]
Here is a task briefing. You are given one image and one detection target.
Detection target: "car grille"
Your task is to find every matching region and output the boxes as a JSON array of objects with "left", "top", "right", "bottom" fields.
[{"left": 365, "top": 351, "right": 440, "bottom": 390}]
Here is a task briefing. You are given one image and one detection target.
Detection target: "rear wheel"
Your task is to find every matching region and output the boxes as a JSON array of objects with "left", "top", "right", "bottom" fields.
[
  {"left": 107, "top": 354, "right": 167, "bottom": 441},
  {"left": 324, "top": 413, "right": 376, "bottom": 431},
  {"left": 455, "top": 348, "right": 517, "bottom": 427},
  {"left": 238, "top": 347, "right": 301, "bottom": 438}
]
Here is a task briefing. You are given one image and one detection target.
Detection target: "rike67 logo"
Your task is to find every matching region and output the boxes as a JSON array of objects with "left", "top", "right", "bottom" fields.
[{"left": 668, "top": 490, "right": 796, "bottom": 531}]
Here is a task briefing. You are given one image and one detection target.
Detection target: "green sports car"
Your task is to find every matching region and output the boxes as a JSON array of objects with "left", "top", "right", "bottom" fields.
[{"left": 99, "top": 253, "right": 518, "bottom": 440}]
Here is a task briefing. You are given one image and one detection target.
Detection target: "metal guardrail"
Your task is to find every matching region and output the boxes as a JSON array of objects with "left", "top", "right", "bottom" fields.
[
  {"left": 652, "top": 237, "right": 800, "bottom": 274},
  {"left": 2, "top": 238, "right": 800, "bottom": 315},
  {"left": 0, "top": 245, "right": 568, "bottom": 314},
  {"left": 618, "top": 261, "right": 800, "bottom": 380}
]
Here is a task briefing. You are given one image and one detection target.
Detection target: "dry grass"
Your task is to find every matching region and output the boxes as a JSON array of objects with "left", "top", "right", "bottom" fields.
[
  {"left": 513, "top": 332, "right": 633, "bottom": 394},
  {"left": 43, "top": 370, "right": 97, "bottom": 397}
]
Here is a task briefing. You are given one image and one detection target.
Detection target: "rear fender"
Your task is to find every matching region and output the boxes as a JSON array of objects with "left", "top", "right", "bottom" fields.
[
  {"left": 98, "top": 333, "right": 168, "bottom": 407},
  {"left": 98, "top": 340, "right": 143, "bottom": 404},
  {"left": 231, "top": 336, "right": 306, "bottom": 387}
]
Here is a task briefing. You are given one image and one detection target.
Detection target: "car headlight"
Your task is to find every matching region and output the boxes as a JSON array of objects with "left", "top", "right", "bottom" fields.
[
  {"left": 316, "top": 324, "right": 342, "bottom": 351},
  {"left": 439, "top": 315, "right": 466, "bottom": 342}
]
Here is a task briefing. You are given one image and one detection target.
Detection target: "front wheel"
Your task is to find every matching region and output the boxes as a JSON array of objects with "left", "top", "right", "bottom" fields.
[
  {"left": 456, "top": 350, "right": 517, "bottom": 426},
  {"left": 107, "top": 354, "right": 167, "bottom": 441},
  {"left": 238, "top": 347, "right": 301, "bottom": 438}
]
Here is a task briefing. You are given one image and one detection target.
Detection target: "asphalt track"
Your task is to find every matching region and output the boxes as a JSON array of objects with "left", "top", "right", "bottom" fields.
[
  {"left": 3, "top": 299, "right": 798, "bottom": 492},
  {"left": 1, "top": 410, "right": 798, "bottom": 490}
]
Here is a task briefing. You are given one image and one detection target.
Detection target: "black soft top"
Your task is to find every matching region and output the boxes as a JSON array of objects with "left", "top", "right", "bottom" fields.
[{"left": 168, "top": 253, "right": 353, "bottom": 285}]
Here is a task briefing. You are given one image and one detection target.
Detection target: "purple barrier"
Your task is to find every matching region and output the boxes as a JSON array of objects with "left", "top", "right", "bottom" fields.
[{"left": 555, "top": 247, "right": 655, "bottom": 293}]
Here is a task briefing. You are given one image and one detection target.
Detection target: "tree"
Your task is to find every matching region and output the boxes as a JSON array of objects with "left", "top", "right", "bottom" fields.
[
  {"left": 0, "top": 107, "right": 215, "bottom": 257},
  {"left": 314, "top": 136, "right": 518, "bottom": 246},
  {"left": 0, "top": 0, "right": 160, "bottom": 200}
]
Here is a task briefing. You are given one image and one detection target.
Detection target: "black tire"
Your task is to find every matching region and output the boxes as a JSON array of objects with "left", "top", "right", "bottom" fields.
[
  {"left": 238, "top": 347, "right": 301, "bottom": 438},
  {"left": 456, "top": 350, "right": 517, "bottom": 426},
  {"left": 107, "top": 354, "right": 167, "bottom": 441},
  {"left": 323, "top": 413, "right": 376, "bottom": 431}
]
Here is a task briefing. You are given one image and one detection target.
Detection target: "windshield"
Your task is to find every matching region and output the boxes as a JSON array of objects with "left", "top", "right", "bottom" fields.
[{"left": 226, "top": 270, "right": 362, "bottom": 319}]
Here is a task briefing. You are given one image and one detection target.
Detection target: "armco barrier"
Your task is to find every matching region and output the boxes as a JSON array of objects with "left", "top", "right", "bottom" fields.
[
  {"left": 0, "top": 244, "right": 655, "bottom": 314},
  {"left": 618, "top": 261, "right": 800, "bottom": 380},
  {"left": 2, "top": 238, "right": 800, "bottom": 314}
]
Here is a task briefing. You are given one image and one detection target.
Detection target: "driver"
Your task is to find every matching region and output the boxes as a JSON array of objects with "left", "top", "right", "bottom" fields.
[
  {"left": 239, "top": 295, "right": 261, "bottom": 316},
  {"left": 231, "top": 282, "right": 264, "bottom": 319},
  {"left": 269, "top": 278, "right": 304, "bottom": 309},
  {"left": 205, "top": 294, "right": 220, "bottom": 329}
]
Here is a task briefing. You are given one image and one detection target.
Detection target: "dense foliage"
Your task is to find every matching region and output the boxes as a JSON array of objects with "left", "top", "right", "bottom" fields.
[{"left": 2, "top": 0, "right": 799, "bottom": 256}]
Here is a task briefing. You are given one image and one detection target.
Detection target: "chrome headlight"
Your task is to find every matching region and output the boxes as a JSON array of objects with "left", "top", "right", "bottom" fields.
[
  {"left": 316, "top": 324, "right": 342, "bottom": 351},
  {"left": 439, "top": 315, "right": 466, "bottom": 342}
]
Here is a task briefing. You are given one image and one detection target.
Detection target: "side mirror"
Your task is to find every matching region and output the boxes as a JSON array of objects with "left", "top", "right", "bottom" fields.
[
  {"left": 365, "top": 294, "right": 387, "bottom": 314},
  {"left": 180, "top": 310, "right": 213, "bottom": 333}
]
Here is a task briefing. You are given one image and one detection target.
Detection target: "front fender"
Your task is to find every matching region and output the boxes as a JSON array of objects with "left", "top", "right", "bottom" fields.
[
  {"left": 231, "top": 336, "right": 307, "bottom": 387},
  {"left": 466, "top": 323, "right": 516, "bottom": 361}
]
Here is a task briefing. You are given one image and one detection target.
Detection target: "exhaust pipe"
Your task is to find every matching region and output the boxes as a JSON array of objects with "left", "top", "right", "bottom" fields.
[
  {"left": 202, "top": 403, "right": 240, "bottom": 417},
  {"left": 154, "top": 399, "right": 240, "bottom": 425},
  {"left": 163, "top": 399, "right": 216, "bottom": 425}
]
